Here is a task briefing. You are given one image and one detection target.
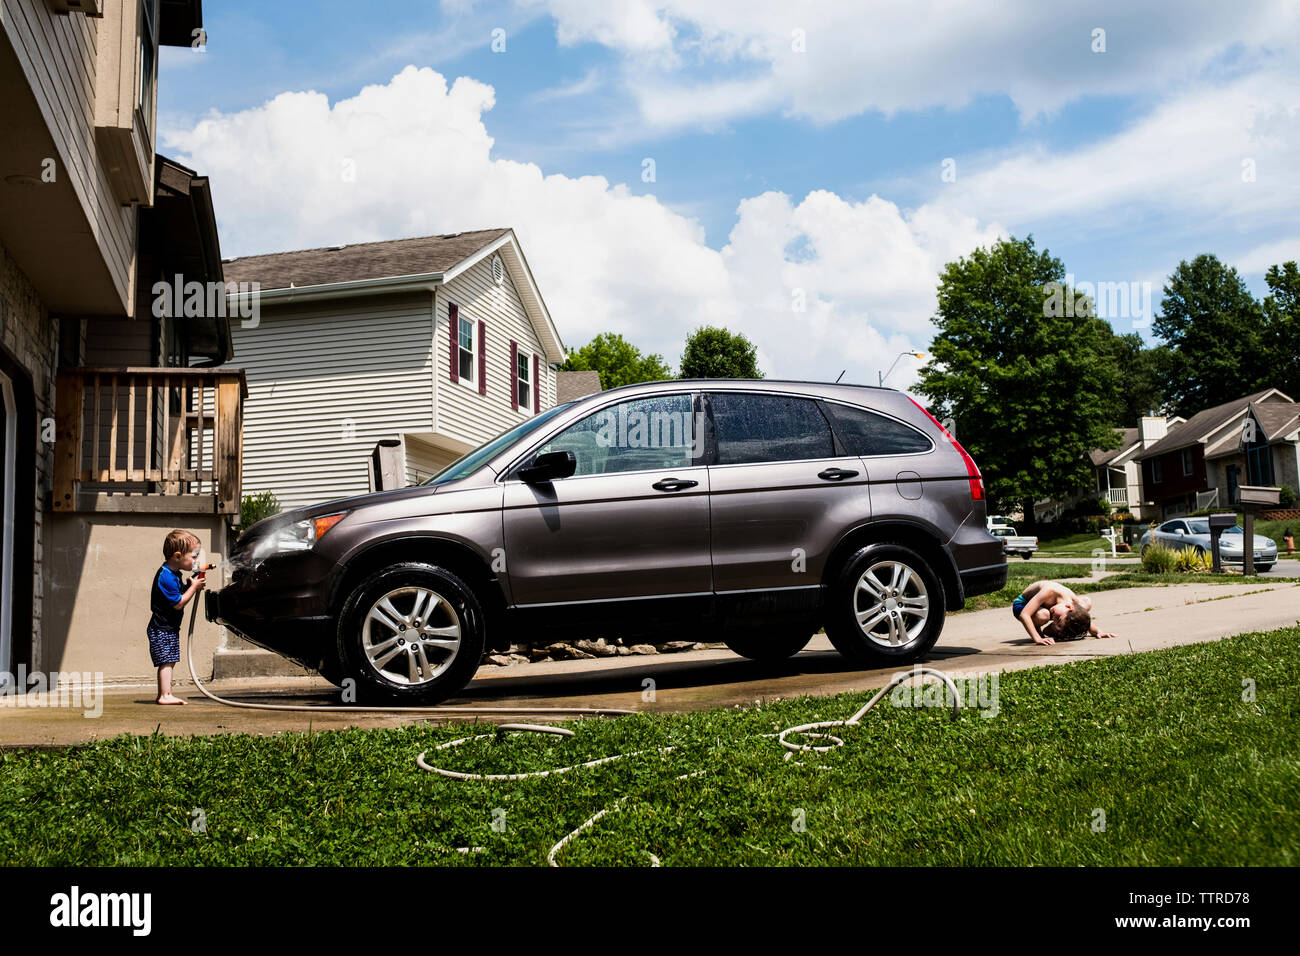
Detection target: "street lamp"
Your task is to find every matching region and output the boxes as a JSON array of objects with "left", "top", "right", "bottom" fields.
[{"left": 879, "top": 351, "right": 925, "bottom": 386}]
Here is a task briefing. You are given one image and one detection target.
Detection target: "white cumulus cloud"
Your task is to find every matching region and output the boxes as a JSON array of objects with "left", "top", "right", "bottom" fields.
[{"left": 166, "top": 66, "right": 995, "bottom": 386}]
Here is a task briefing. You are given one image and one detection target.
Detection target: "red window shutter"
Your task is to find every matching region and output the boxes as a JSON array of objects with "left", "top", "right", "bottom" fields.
[
  {"left": 510, "top": 339, "right": 519, "bottom": 411},
  {"left": 448, "top": 303, "right": 459, "bottom": 383},
  {"left": 478, "top": 320, "right": 487, "bottom": 395},
  {"left": 533, "top": 354, "right": 540, "bottom": 413}
]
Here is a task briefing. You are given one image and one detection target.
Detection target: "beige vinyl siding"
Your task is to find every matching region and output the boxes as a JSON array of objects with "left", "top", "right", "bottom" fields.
[
  {"left": 403, "top": 435, "right": 459, "bottom": 487},
  {"left": 435, "top": 256, "right": 556, "bottom": 450},
  {"left": 229, "top": 293, "right": 434, "bottom": 509},
  {"left": 3, "top": 0, "right": 136, "bottom": 312}
]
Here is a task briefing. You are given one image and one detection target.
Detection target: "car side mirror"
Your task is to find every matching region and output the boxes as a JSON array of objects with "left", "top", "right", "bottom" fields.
[{"left": 518, "top": 450, "right": 577, "bottom": 483}]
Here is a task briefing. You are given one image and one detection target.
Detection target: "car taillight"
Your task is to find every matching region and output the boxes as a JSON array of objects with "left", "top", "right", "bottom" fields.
[{"left": 908, "top": 398, "right": 984, "bottom": 500}]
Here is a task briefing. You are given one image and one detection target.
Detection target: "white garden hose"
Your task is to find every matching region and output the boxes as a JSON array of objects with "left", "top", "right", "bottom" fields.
[
  {"left": 187, "top": 599, "right": 964, "bottom": 865},
  {"left": 416, "top": 665, "right": 964, "bottom": 866}
]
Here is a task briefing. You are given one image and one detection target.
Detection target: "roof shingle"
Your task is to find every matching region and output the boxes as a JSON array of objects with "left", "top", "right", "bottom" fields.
[
  {"left": 222, "top": 228, "right": 511, "bottom": 291},
  {"left": 1136, "top": 389, "right": 1287, "bottom": 459}
]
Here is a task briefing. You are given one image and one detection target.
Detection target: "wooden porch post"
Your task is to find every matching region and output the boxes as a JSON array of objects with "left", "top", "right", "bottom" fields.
[{"left": 51, "top": 372, "right": 84, "bottom": 511}]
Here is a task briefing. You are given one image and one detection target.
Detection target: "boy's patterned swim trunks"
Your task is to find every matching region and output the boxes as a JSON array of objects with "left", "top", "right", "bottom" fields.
[{"left": 147, "top": 622, "right": 181, "bottom": 667}]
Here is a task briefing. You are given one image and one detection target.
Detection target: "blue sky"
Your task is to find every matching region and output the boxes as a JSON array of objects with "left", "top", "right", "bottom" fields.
[{"left": 158, "top": 1, "right": 1300, "bottom": 384}]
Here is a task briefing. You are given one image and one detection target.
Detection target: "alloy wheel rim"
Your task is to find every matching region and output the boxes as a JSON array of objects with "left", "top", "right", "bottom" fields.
[
  {"left": 361, "top": 586, "right": 462, "bottom": 685},
  {"left": 854, "top": 560, "right": 929, "bottom": 648}
]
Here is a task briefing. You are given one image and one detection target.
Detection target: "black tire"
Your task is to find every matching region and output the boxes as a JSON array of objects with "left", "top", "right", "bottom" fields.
[
  {"left": 337, "top": 562, "right": 484, "bottom": 705},
  {"left": 1256, "top": 564, "right": 1273, "bottom": 573},
  {"left": 824, "top": 543, "right": 945, "bottom": 666},
  {"left": 1020, "top": 553, "right": 1032, "bottom": 560},
  {"left": 723, "top": 630, "right": 814, "bottom": 662}
]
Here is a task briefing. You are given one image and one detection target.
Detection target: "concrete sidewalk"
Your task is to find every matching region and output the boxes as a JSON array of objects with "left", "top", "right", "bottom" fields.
[{"left": 2, "top": 581, "right": 1297, "bottom": 749}]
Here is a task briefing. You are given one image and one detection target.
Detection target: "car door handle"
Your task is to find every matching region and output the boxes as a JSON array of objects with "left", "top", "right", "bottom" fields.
[
  {"left": 652, "top": 478, "right": 699, "bottom": 492},
  {"left": 817, "top": 468, "right": 859, "bottom": 481}
]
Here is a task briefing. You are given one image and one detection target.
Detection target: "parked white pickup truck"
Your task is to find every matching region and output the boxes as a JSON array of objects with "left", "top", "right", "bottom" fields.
[{"left": 988, "top": 525, "right": 1038, "bottom": 559}]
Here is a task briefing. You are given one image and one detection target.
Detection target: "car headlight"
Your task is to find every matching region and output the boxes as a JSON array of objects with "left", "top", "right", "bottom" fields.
[{"left": 249, "top": 512, "right": 348, "bottom": 563}]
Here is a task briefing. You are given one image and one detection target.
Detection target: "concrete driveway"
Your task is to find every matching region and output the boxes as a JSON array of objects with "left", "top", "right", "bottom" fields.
[{"left": 3, "top": 581, "right": 1297, "bottom": 749}]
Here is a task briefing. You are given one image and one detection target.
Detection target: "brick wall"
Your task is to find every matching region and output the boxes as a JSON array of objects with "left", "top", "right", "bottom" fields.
[{"left": 0, "top": 240, "right": 59, "bottom": 671}]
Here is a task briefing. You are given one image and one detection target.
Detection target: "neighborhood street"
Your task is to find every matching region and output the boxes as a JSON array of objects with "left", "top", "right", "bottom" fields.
[{"left": 4, "top": 580, "right": 1296, "bottom": 749}]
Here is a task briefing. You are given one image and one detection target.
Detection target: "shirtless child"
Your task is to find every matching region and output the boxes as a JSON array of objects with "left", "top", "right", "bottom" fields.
[{"left": 1011, "top": 579, "right": 1117, "bottom": 646}]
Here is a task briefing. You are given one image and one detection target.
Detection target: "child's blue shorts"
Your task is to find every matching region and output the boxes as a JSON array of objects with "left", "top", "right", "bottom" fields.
[
  {"left": 1011, "top": 594, "right": 1028, "bottom": 618},
  {"left": 147, "top": 622, "right": 180, "bottom": 667}
]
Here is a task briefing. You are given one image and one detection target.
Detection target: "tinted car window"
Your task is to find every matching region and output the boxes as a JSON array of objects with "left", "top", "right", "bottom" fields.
[
  {"left": 820, "top": 401, "right": 932, "bottom": 456},
  {"left": 710, "top": 393, "right": 835, "bottom": 464},
  {"left": 533, "top": 394, "right": 697, "bottom": 476},
  {"left": 1165, "top": 521, "right": 1187, "bottom": 533}
]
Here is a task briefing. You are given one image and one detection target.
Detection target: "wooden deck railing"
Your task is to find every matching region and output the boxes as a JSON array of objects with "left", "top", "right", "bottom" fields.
[{"left": 52, "top": 367, "right": 247, "bottom": 514}]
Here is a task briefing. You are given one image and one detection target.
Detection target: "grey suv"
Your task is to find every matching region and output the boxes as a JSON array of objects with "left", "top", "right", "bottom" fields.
[{"left": 208, "top": 380, "right": 1006, "bottom": 703}]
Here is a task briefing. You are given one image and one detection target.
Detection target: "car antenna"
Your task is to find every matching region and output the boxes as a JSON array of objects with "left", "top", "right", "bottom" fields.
[{"left": 835, "top": 370, "right": 845, "bottom": 383}]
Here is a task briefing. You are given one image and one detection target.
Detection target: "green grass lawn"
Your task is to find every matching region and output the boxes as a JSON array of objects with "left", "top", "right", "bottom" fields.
[
  {"left": 1035, "top": 532, "right": 1118, "bottom": 556},
  {"left": 2, "top": 627, "right": 1298, "bottom": 866}
]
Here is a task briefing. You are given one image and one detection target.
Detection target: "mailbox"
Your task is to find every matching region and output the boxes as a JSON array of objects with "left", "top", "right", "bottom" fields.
[
  {"left": 1207, "top": 513, "right": 1236, "bottom": 574},
  {"left": 1238, "top": 486, "right": 1281, "bottom": 507},
  {"left": 1234, "top": 486, "right": 1279, "bottom": 575}
]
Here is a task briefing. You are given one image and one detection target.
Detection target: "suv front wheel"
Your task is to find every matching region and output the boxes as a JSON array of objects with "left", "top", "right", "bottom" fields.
[
  {"left": 824, "top": 543, "right": 945, "bottom": 666},
  {"left": 337, "top": 562, "right": 485, "bottom": 704}
]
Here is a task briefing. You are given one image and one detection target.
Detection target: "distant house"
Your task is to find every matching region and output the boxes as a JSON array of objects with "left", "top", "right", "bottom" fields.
[
  {"left": 222, "top": 229, "right": 567, "bottom": 509},
  {"left": 1135, "top": 389, "right": 1298, "bottom": 518},
  {"left": 1038, "top": 388, "right": 1300, "bottom": 525},
  {"left": 1035, "top": 419, "right": 1182, "bottom": 524}
]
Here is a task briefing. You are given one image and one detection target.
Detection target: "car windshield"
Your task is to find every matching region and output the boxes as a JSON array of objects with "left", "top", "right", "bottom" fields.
[
  {"left": 421, "top": 402, "right": 574, "bottom": 486},
  {"left": 1183, "top": 519, "right": 1248, "bottom": 535}
]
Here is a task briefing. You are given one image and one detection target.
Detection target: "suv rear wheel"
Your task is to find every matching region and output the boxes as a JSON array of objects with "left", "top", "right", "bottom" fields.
[
  {"left": 824, "top": 543, "right": 945, "bottom": 666},
  {"left": 337, "top": 562, "right": 484, "bottom": 704},
  {"left": 723, "top": 630, "right": 813, "bottom": 662}
]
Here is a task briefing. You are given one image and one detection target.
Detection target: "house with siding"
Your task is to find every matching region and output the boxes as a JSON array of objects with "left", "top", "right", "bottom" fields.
[
  {"left": 221, "top": 228, "right": 567, "bottom": 510},
  {"left": 1134, "top": 389, "right": 1298, "bottom": 517},
  {"left": 2, "top": 0, "right": 243, "bottom": 688}
]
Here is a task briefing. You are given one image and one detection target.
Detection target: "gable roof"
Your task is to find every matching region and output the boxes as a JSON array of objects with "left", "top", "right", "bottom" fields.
[
  {"left": 223, "top": 228, "right": 510, "bottom": 291},
  {"left": 1203, "top": 399, "right": 1300, "bottom": 459},
  {"left": 1135, "top": 389, "right": 1288, "bottom": 460},
  {"left": 1089, "top": 427, "right": 1139, "bottom": 467},
  {"left": 221, "top": 228, "right": 564, "bottom": 363}
]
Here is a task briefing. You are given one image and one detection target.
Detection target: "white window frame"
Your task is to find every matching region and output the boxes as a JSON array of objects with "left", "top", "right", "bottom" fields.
[
  {"left": 517, "top": 351, "right": 531, "bottom": 412},
  {"left": 457, "top": 314, "right": 475, "bottom": 389},
  {"left": 1181, "top": 448, "right": 1193, "bottom": 476}
]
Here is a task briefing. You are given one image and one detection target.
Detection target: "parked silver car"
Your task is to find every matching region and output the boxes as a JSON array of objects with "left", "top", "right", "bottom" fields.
[
  {"left": 1139, "top": 517, "right": 1277, "bottom": 571},
  {"left": 209, "top": 379, "right": 1007, "bottom": 703}
]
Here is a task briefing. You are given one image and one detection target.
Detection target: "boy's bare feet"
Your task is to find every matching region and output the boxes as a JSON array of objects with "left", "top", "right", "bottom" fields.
[{"left": 156, "top": 694, "right": 187, "bottom": 705}]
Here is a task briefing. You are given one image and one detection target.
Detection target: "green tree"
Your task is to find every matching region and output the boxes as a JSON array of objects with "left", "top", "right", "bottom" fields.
[
  {"left": 913, "top": 236, "right": 1122, "bottom": 530},
  {"left": 1261, "top": 261, "right": 1300, "bottom": 400},
  {"left": 560, "top": 332, "right": 672, "bottom": 389},
  {"left": 678, "top": 326, "right": 762, "bottom": 379},
  {"left": 1153, "top": 255, "right": 1266, "bottom": 416},
  {"left": 1099, "top": 331, "right": 1170, "bottom": 423}
]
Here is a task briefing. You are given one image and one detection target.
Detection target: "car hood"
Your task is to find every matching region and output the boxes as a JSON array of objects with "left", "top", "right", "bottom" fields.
[
  {"left": 1216, "top": 533, "right": 1275, "bottom": 548},
  {"left": 237, "top": 483, "right": 445, "bottom": 544}
]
